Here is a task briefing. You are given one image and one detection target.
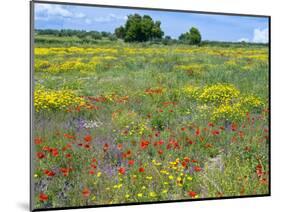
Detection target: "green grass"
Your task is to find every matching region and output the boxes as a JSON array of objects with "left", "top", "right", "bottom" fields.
[{"left": 33, "top": 38, "right": 269, "bottom": 209}]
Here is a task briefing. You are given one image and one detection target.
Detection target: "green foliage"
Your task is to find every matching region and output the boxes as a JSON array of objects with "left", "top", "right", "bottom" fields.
[
  {"left": 115, "top": 26, "right": 125, "bottom": 39},
  {"left": 116, "top": 14, "right": 164, "bottom": 42},
  {"left": 179, "top": 27, "right": 202, "bottom": 45}
]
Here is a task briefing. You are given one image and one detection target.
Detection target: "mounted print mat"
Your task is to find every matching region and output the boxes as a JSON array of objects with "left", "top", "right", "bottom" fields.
[{"left": 31, "top": 1, "right": 270, "bottom": 211}]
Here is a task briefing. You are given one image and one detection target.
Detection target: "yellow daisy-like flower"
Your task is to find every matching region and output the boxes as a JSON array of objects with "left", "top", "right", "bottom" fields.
[
  {"left": 162, "top": 190, "right": 168, "bottom": 194},
  {"left": 125, "top": 194, "right": 130, "bottom": 198},
  {"left": 187, "top": 176, "right": 193, "bottom": 181},
  {"left": 137, "top": 193, "right": 143, "bottom": 197},
  {"left": 146, "top": 176, "right": 153, "bottom": 180},
  {"left": 149, "top": 192, "right": 157, "bottom": 198}
]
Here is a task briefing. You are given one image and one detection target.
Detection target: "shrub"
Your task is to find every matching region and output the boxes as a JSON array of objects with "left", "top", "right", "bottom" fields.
[
  {"left": 211, "top": 103, "right": 246, "bottom": 121},
  {"left": 199, "top": 83, "right": 240, "bottom": 104},
  {"left": 34, "top": 87, "right": 85, "bottom": 112}
]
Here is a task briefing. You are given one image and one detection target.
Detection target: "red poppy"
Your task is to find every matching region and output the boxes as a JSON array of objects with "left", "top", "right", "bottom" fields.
[
  {"left": 117, "top": 143, "right": 123, "bottom": 150},
  {"left": 44, "top": 170, "right": 55, "bottom": 177},
  {"left": 154, "top": 140, "right": 164, "bottom": 147},
  {"left": 84, "top": 135, "right": 92, "bottom": 142},
  {"left": 188, "top": 191, "right": 197, "bottom": 198},
  {"left": 238, "top": 131, "right": 245, "bottom": 138},
  {"left": 184, "top": 157, "right": 190, "bottom": 163},
  {"left": 82, "top": 188, "right": 91, "bottom": 197},
  {"left": 103, "top": 143, "right": 109, "bottom": 152},
  {"left": 89, "top": 169, "right": 95, "bottom": 175},
  {"left": 140, "top": 140, "right": 150, "bottom": 149},
  {"left": 195, "top": 128, "right": 200, "bottom": 136},
  {"left": 34, "top": 137, "right": 42, "bottom": 145},
  {"left": 256, "top": 164, "right": 263, "bottom": 178},
  {"left": 128, "top": 160, "right": 135, "bottom": 166},
  {"left": 139, "top": 167, "right": 145, "bottom": 173},
  {"left": 65, "top": 153, "right": 72, "bottom": 159},
  {"left": 60, "top": 168, "right": 70, "bottom": 176},
  {"left": 166, "top": 139, "right": 180, "bottom": 150},
  {"left": 208, "top": 122, "right": 214, "bottom": 127},
  {"left": 181, "top": 161, "right": 187, "bottom": 168},
  {"left": 122, "top": 150, "right": 132, "bottom": 159},
  {"left": 155, "top": 132, "right": 160, "bottom": 137},
  {"left": 260, "top": 178, "right": 268, "bottom": 185},
  {"left": 62, "top": 143, "right": 72, "bottom": 151},
  {"left": 90, "top": 163, "right": 97, "bottom": 169},
  {"left": 84, "top": 144, "right": 91, "bottom": 149},
  {"left": 36, "top": 152, "right": 45, "bottom": 159},
  {"left": 205, "top": 143, "right": 213, "bottom": 148},
  {"left": 231, "top": 123, "right": 238, "bottom": 131},
  {"left": 51, "top": 148, "right": 59, "bottom": 157},
  {"left": 194, "top": 166, "right": 202, "bottom": 172},
  {"left": 186, "top": 138, "right": 193, "bottom": 145},
  {"left": 118, "top": 167, "right": 126, "bottom": 175},
  {"left": 42, "top": 146, "right": 51, "bottom": 151},
  {"left": 64, "top": 133, "right": 75, "bottom": 139},
  {"left": 211, "top": 130, "right": 220, "bottom": 135},
  {"left": 158, "top": 149, "right": 163, "bottom": 155},
  {"left": 39, "top": 193, "right": 48, "bottom": 201}
]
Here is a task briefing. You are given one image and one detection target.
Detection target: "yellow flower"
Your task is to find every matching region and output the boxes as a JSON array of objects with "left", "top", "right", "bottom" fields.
[
  {"left": 161, "top": 190, "right": 168, "bottom": 194},
  {"left": 97, "top": 172, "right": 102, "bottom": 177},
  {"left": 137, "top": 193, "right": 143, "bottom": 197},
  {"left": 168, "top": 175, "right": 174, "bottom": 180},
  {"left": 146, "top": 176, "right": 153, "bottom": 180},
  {"left": 199, "top": 83, "right": 240, "bottom": 103},
  {"left": 149, "top": 192, "right": 157, "bottom": 198},
  {"left": 113, "top": 184, "right": 122, "bottom": 189},
  {"left": 187, "top": 176, "right": 193, "bottom": 181},
  {"left": 34, "top": 86, "right": 85, "bottom": 112},
  {"left": 125, "top": 194, "right": 130, "bottom": 198}
]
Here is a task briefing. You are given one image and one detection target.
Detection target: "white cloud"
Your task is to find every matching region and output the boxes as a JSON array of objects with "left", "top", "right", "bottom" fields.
[
  {"left": 238, "top": 38, "right": 249, "bottom": 42},
  {"left": 93, "top": 13, "right": 127, "bottom": 22},
  {"left": 253, "top": 28, "right": 268, "bottom": 43},
  {"left": 35, "top": 4, "right": 72, "bottom": 18},
  {"left": 35, "top": 4, "right": 86, "bottom": 21}
]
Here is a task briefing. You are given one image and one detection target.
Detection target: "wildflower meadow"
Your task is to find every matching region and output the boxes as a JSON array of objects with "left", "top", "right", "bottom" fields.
[{"left": 32, "top": 3, "right": 269, "bottom": 210}]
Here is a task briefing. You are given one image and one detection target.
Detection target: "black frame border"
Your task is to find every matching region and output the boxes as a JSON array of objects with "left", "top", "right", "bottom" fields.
[{"left": 30, "top": 0, "right": 271, "bottom": 211}]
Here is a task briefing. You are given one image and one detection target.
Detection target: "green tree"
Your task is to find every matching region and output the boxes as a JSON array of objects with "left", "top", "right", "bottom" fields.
[
  {"left": 189, "top": 27, "right": 201, "bottom": 44},
  {"left": 114, "top": 26, "right": 125, "bottom": 39},
  {"left": 115, "top": 14, "right": 164, "bottom": 42},
  {"left": 151, "top": 21, "right": 164, "bottom": 40},
  {"left": 179, "top": 27, "right": 201, "bottom": 45}
]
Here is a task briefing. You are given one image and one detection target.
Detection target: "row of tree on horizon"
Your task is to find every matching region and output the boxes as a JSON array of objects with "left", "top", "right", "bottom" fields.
[
  {"left": 35, "top": 13, "right": 267, "bottom": 45},
  {"left": 36, "top": 13, "right": 202, "bottom": 45}
]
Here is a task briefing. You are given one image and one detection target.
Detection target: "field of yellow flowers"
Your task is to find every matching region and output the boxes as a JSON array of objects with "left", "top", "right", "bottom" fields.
[{"left": 33, "top": 41, "right": 269, "bottom": 209}]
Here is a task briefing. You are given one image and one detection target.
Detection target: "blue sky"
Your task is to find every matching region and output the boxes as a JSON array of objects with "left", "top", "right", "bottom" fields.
[{"left": 34, "top": 3, "right": 269, "bottom": 43}]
